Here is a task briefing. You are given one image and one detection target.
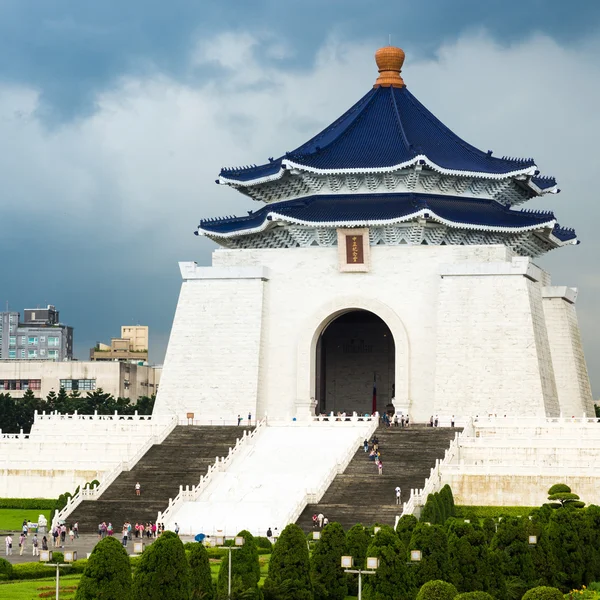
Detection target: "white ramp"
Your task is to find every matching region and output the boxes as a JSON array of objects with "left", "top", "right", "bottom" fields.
[{"left": 165, "top": 419, "right": 376, "bottom": 536}]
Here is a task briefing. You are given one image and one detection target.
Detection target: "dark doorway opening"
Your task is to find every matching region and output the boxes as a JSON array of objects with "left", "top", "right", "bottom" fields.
[{"left": 315, "top": 310, "right": 395, "bottom": 416}]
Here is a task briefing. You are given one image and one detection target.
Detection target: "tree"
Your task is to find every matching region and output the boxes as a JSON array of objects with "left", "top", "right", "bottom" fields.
[
  {"left": 481, "top": 519, "right": 495, "bottom": 545},
  {"left": 408, "top": 523, "right": 449, "bottom": 589},
  {"left": 263, "top": 523, "right": 312, "bottom": 600},
  {"left": 546, "top": 506, "right": 585, "bottom": 591},
  {"left": 396, "top": 514, "right": 418, "bottom": 548},
  {"left": 75, "top": 536, "right": 132, "bottom": 599},
  {"left": 362, "top": 526, "right": 414, "bottom": 600},
  {"left": 490, "top": 516, "right": 535, "bottom": 591},
  {"left": 310, "top": 522, "right": 347, "bottom": 600},
  {"left": 454, "top": 594, "right": 494, "bottom": 600},
  {"left": 546, "top": 484, "right": 585, "bottom": 510},
  {"left": 132, "top": 531, "right": 190, "bottom": 600},
  {"left": 446, "top": 520, "right": 488, "bottom": 593},
  {"left": 189, "top": 542, "right": 215, "bottom": 600},
  {"left": 439, "top": 485, "right": 455, "bottom": 521},
  {"left": 582, "top": 504, "right": 600, "bottom": 584},
  {"left": 521, "top": 586, "right": 563, "bottom": 600},
  {"left": 526, "top": 510, "right": 556, "bottom": 587},
  {"left": 346, "top": 524, "right": 370, "bottom": 596},
  {"left": 420, "top": 494, "right": 438, "bottom": 524},
  {"left": 416, "top": 580, "right": 458, "bottom": 600},
  {"left": 216, "top": 530, "right": 260, "bottom": 600}
]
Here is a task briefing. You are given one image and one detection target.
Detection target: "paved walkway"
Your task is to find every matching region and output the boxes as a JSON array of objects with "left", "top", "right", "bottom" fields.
[{"left": 1, "top": 533, "right": 196, "bottom": 565}]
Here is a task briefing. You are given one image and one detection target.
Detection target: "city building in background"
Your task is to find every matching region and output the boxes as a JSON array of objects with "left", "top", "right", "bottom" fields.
[
  {"left": 0, "top": 305, "right": 73, "bottom": 362},
  {"left": 0, "top": 360, "right": 161, "bottom": 400},
  {"left": 90, "top": 325, "right": 148, "bottom": 363}
]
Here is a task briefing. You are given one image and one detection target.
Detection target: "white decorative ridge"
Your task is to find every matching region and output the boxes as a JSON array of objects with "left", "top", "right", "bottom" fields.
[
  {"left": 219, "top": 156, "right": 538, "bottom": 187},
  {"left": 197, "top": 208, "right": 556, "bottom": 239}
]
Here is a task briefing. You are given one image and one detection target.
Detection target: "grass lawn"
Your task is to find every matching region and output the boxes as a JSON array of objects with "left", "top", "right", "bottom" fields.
[
  {"left": 0, "top": 574, "right": 80, "bottom": 599},
  {"left": 0, "top": 509, "right": 52, "bottom": 532}
]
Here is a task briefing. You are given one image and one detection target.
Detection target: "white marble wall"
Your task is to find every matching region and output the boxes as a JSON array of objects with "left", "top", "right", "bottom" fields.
[{"left": 155, "top": 244, "right": 591, "bottom": 423}]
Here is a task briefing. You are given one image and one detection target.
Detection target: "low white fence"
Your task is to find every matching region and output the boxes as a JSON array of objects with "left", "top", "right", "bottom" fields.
[
  {"left": 52, "top": 416, "right": 178, "bottom": 527},
  {"left": 157, "top": 419, "right": 267, "bottom": 525}
]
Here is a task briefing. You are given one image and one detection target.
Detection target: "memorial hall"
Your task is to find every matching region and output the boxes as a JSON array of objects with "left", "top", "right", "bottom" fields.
[{"left": 2, "top": 46, "right": 598, "bottom": 536}]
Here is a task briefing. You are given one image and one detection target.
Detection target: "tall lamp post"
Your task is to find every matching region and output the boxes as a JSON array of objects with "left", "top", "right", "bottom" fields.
[
  {"left": 341, "top": 555, "right": 379, "bottom": 600},
  {"left": 215, "top": 535, "right": 245, "bottom": 600},
  {"left": 40, "top": 549, "right": 76, "bottom": 600}
]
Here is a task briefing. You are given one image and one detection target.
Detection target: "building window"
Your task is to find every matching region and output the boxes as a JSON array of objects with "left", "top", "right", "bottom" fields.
[
  {"left": 28, "top": 337, "right": 38, "bottom": 346},
  {"left": 48, "top": 350, "right": 58, "bottom": 359},
  {"left": 40, "top": 348, "right": 46, "bottom": 356},
  {"left": 0, "top": 379, "right": 41, "bottom": 391},
  {"left": 8, "top": 350, "right": 16, "bottom": 359},
  {"left": 19, "top": 349, "right": 25, "bottom": 358},
  {"left": 28, "top": 349, "right": 38, "bottom": 358},
  {"left": 40, "top": 336, "right": 45, "bottom": 343},
  {"left": 59, "top": 379, "right": 96, "bottom": 391},
  {"left": 9, "top": 315, "right": 15, "bottom": 323},
  {"left": 9, "top": 336, "right": 16, "bottom": 347},
  {"left": 48, "top": 337, "right": 59, "bottom": 347},
  {"left": 20, "top": 336, "right": 26, "bottom": 345}
]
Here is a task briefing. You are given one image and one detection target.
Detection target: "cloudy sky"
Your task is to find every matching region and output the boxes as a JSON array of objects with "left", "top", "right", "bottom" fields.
[{"left": 1, "top": 1, "right": 599, "bottom": 396}]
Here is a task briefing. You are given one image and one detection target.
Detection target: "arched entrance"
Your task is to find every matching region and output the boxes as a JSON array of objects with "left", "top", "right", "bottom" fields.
[{"left": 315, "top": 310, "right": 395, "bottom": 415}]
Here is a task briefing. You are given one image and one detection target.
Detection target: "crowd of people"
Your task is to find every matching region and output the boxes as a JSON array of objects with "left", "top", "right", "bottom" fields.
[
  {"left": 364, "top": 434, "right": 384, "bottom": 474},
  {"left": 311, "top": 513, "right": 330, "bottom": 528},
  {"left": 98, "top": 521, "right": 175, "bottom": 547}
]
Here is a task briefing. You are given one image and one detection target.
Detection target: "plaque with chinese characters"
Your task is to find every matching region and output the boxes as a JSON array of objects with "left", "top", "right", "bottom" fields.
[{"left": 337, "top": 228, "right": 370, "bottom": 272}]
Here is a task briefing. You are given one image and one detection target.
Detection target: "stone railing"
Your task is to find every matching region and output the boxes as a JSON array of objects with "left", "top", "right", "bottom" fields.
[
  {"left": 52, "top": 415, "right": 178, "bottom": 527},
  {"left": 311, "top": 412, "right": 379, "bottom": 424},
  {"left": 401, "top": 429, "right": 463, "bottom": 518},
  {"left": 157, "top": 418, "right": 266, "bottom": 526},
  {"left": 35, "top": 410, "right": 155, "bottom": 422}
]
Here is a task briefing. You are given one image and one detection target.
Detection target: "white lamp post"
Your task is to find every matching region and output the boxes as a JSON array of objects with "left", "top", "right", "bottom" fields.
[
  {"left": 40, "top": 550, "right": 76, "bottom": 600},
  {"left": 341, "top": 555, "right": 379, "bottom": 600},
  {"left": 215, "top": 536, "right": 245, "bottom": 600}
]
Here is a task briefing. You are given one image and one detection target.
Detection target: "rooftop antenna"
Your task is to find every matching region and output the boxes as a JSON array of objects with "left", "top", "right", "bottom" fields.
[{"left": 389, "top": 34, "right": 392, "bottom": 46}]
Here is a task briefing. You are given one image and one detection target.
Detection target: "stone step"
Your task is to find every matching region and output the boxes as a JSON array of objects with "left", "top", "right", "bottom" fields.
[
  {"left": 67, "top": 425, "right": 253, "bottom": 531},
  {"left": 296, "top": 426, "right": 460, "bottom": 531}
]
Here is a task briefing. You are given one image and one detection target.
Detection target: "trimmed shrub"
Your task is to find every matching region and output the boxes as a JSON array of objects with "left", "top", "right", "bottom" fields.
[
  {"left": 0, "top": 557, "right": 13, "bottom": 580},
  {"left": 446, "top": 520, "right": 489, "bottom": 593},
  {"left": 255, "top": 536, "right": 273, "bottom": 550},
  {"left": 310, "top": 522, "right": 347, "bottom": 600},
  {"left": 409, "top": 523, "right": 449, "bottom": 589},
  {"left": 521, "top": 586, "right": 563, "bottom": 600},
  {"left": 396, "top": 514, "right": 418, "bottom": 548},
  {"left": 482, "top": 518, "right": 495, "bottom": 545},
  {"left": 420, "top": 493, "right": 438, "bottom": 524},
  {"left": 454, "top": 593, "right": 495, "bottom": 600},
  {"left": 362, "top": 525, "right": 414, "bottom": 600},
  {"left": 11, "top": 562, "right": 70, "bottom": 580},
  {"left": 75, "top": 536, "right": 132, "bottom": 599},
  {"left": 546, "top": 506, "right": 585, "bottom": 591},
  {"left": 439, "top": 485, "right": 456, "bottom": 521},
  {"left": 133, "top": 530, "right": 190, "bottom": 600},
  {"left": 0, "top": 498, "right": 57, "bottom": 510},
  {"left": 416, "top": 580, "right": 458, "bottom": 600},
  {"left": 188, "top": 542, "right": 214, "bottom": 600},
  {"left": 490, "top": 516, "right": 536, "bottom": 589},
  {"left": 216, "top": 530, "right": 260, "bottom": 600},
  {"left": 346, "top": 524, "right": 370, "bottom": 596},
  {"left": 263, "top": 523, "right": 312, "bottom": 600},
  {"left": 454, "top": 506, "right": 536, "bottom": 520}
]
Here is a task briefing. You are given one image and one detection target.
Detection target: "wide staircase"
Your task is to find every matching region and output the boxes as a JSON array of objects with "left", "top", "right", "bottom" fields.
[
  {"left": 296, "top": 425, "right": 460, "bottom": 531},
  {"left": 67, "top": 425, "right": 252, "bottom": 531}
]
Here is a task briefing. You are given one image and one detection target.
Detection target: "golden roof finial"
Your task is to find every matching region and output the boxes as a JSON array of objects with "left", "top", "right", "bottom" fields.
[{"left": 374, "top": 45, "right": 405, "bottom": 88}]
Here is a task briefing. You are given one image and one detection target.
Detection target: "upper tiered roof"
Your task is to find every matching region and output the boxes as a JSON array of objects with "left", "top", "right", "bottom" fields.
[
  {"left": 219, "top": 46, "right": 546, "bottom": 188},
  {"left": 202, "top": 45, "right": 576, "bottom": 255}
]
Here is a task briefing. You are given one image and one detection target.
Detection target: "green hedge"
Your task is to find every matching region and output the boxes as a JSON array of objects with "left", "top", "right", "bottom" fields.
[
  {"left": 454, "top": 506, "right": 536, "bottom": 520},
  {"left": 0, "top": 498, "right": 57, "bottom": 510}
]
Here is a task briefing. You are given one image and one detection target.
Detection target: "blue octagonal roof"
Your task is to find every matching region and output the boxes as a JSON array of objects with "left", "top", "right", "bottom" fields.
[
  {"left": 197, "top": 193, "right": 566, "bottom": 238},
  {"left": 219, "top": 85, "right": 539, "bottom": 185}
]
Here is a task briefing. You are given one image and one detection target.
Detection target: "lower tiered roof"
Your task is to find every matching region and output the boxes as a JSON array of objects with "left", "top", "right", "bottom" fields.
[{"left": 196, "top": 193, "right": 576, "bottom": 246}]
